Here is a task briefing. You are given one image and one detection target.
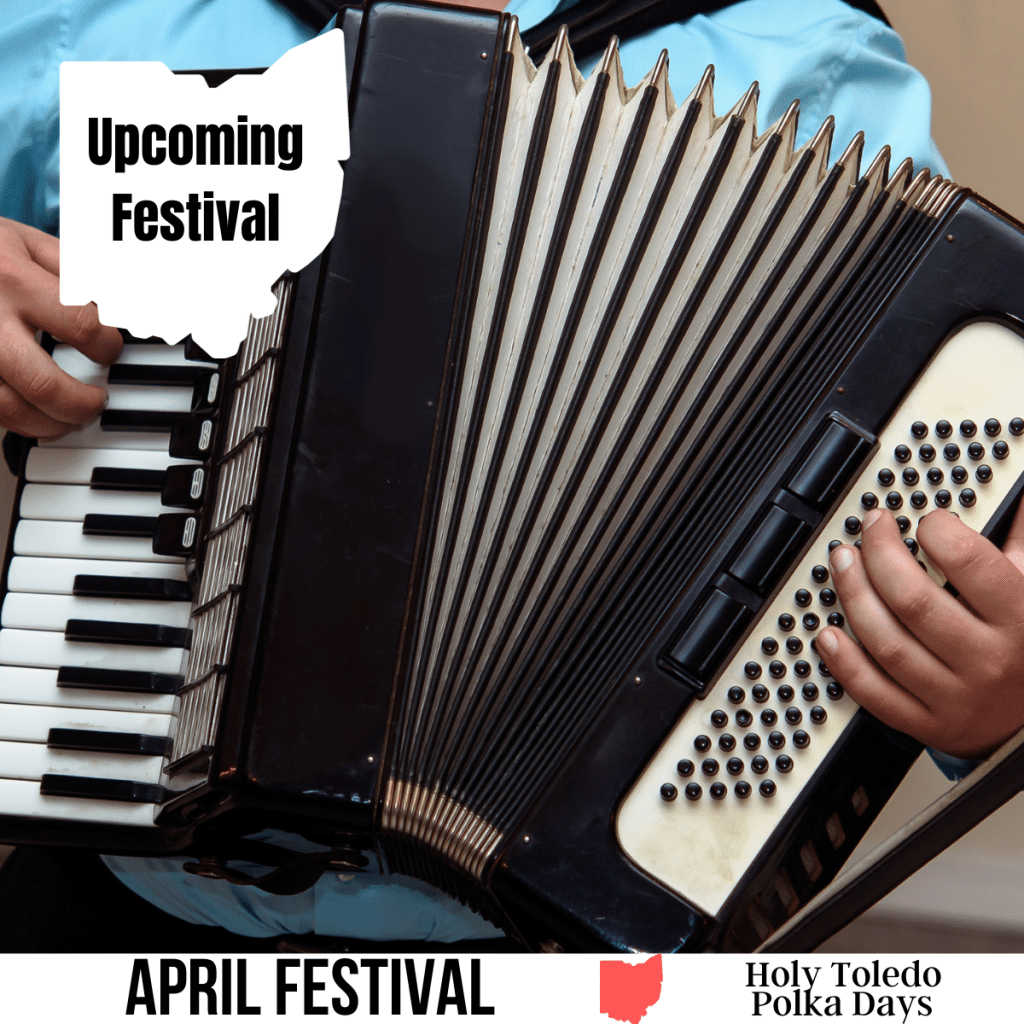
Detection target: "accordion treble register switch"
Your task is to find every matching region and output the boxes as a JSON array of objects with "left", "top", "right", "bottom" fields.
[
  {"left": 90, "top": 465, "right": 207, "bottom": 509},
  {"left": 82, "top": 512, "right": 200, "bottom": 557}
]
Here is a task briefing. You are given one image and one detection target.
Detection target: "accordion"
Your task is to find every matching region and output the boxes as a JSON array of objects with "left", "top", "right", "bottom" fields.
[{"left": 1, "top": 0, "right": 1024, "bottom": 953}]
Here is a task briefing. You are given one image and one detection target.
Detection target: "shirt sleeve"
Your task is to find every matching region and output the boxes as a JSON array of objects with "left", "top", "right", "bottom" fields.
[
  {"left": 0, "top": 0, "right": 316, "bottom": 234},
  {"left": 927, "top": 747, "right": 984, "bottom": 782}
]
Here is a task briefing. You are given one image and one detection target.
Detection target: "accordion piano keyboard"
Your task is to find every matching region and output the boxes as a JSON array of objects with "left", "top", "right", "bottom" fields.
[{"left": 0, "top": 341, "right": 216, "bottom": 826}]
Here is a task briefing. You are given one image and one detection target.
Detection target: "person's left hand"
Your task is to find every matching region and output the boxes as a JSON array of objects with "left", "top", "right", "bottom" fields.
[{"left": 815, "top": 501, "right": 1024, "bottom": 759}]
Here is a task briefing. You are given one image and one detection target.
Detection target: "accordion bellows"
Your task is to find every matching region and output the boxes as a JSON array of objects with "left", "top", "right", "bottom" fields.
[{"left": 380, "top": 23, "right": 961, "bottom": 876}]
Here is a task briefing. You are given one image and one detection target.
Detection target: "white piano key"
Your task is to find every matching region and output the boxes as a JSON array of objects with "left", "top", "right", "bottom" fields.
[
  {"left": 14, "top": 521, "right": 182, "bottom": 562},
  {"left": 20, "top": 484, "right": 172, "bottom": 521},
  {"left": 0, "top": 628, "right": 187, "bottom": 674},
  {"left": 105, "top": 384, "right": 194, "bottom": 413},
  {"left": 0, "top": 666, "right": 175, "bottom": 714},
  {"left": 26, "top": 447, "right": 196, "bottom": 485},
  {"left": 0, "top": 739, "right": 165, "bottom": 784},
  {"left": 0, "top": 778, "right": 158, "bottom": 825},
  {"left": 38, "top": 422, "right": 171, "bottom": 451},
  {"left": 8, "top": 557, "right": 187, "bottom": 595},
  {"left": 52, "top": 343, "right": 215, "bottom": 378},
  {"left": 0, "top": 701, "right": 171, "bottom": 743},
  {"left": 2, "top": 593, "right": 192, "bottom": 631}
]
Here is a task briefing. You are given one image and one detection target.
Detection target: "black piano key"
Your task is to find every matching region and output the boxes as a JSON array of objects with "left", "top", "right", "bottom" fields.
[
  {"left": 40, "top": 773, "right": 167, "bottom": 803},
  {"left": 169, "top": 414, "right": 216, "bottom": 460},
  {"left": 118, "top": 330, "right": 162, "bottom": 344},
  {"left": 72, "top": 574, "right": 193, "bottom": 601},
  {"left": 82, "top": 513, "right": 156, "bottom": 537},
  {"left": 64, "top": 618, "right": 192, "bottom": 649},
  {"left": 100, "top": 409, "right": 179, "bottom": 432},
  {"left": 57, "top": 665, "right": 183, "bottom": 694},
  {"left": 191, "top": 370, "right": 221, "bottom": 411},
  {"left": 152, "top": 513, "right": 199, "bottom": 557},
  {"left": 47, "top": 727, "right": 173, "bottom": 757},
  {"left": 161, "top": 464, "right": 206, "bottom": 508},
  {"left": 90, "top": 467, "right": 166, "bottom": 492},
  {"left": 107, "top": 363, "right": 209, "bottom": 386}
]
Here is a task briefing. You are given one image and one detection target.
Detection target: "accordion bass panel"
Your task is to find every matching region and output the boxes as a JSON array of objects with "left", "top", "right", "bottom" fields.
[{"left": 2, "top": 1, "right": 1024, "bottom": 952}]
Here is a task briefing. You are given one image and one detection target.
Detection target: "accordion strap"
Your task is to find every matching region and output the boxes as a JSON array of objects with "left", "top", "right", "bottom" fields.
[
  {"left": 759, "top": 726, "right": 1024, "bottom": 953},
  {"left": 270, "top": 0, "right": 889, "bottom": 47}
]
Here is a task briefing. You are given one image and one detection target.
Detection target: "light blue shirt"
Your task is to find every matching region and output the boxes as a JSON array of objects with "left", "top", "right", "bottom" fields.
[{"left": 0, "top": 0, "right": 953, "bottom": 940}]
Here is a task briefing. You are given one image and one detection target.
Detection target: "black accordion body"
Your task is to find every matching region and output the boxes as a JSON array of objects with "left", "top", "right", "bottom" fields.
[{"left": 2, "top": 1, "right": 1024, "bottom": 952}]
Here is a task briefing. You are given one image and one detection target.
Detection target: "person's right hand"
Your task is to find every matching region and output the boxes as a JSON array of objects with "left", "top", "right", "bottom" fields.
[{"left": 0, "top": 216, "right": 122, "bottom": 437}]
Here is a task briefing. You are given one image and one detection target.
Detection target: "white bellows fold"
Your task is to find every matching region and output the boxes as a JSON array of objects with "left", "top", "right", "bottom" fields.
[{"left": 383, "top": 26, "right": 962, "bottom": 874}]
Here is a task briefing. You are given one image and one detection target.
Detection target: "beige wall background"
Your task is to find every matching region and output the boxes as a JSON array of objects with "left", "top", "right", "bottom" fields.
[{"left": 886, "top": 0, "right": 1024, "bottom": 220}]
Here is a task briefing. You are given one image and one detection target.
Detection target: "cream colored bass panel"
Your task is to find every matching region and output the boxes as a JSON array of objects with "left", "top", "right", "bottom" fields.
[{"left": 617, "top": 320, "right": 1024, "bottom": 917}]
